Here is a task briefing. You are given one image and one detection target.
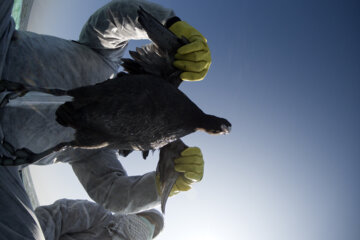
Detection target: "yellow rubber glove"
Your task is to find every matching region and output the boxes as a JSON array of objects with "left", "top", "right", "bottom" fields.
[
  {"left": 169, "top": 21, "right": 212, "bottom": 81},
  {"left": 156, "top": 147, "right": 204, "bottom": 197}
]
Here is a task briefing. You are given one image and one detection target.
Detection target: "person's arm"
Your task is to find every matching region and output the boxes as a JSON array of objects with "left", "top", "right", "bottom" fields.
[
  {"left": 79, "top": 0, "right": 211, "bottom": 81},
  {"left": 78, "top": 0, "right": 175, "bottom": 67},
  {"left": 70, "top": 148, "right": 160, "bottom": 213},
  {"left": 35, "top": 199, "right": 112, "bottom": 240}
]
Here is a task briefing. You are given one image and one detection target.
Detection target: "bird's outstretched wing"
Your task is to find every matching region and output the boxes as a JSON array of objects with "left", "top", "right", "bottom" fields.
[{"left": 157, "top": 139, "right": 188, "bottom": 213}]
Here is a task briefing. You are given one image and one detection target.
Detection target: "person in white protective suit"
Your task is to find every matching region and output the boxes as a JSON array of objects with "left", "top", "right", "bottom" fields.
[
  {"left": 0, "top": 0, "right": 210, "bottom": 239},
  {"left": 35, "top": 199, "right": 164, "bottom": 240}
]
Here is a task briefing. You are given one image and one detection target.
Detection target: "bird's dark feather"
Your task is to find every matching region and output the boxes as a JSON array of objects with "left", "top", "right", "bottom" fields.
[
  {"left": 57, "top": 74, "right": 205, "bottom": 150},
  {"left": 121, "top": 7, "right": 186, "bottom": 87}
]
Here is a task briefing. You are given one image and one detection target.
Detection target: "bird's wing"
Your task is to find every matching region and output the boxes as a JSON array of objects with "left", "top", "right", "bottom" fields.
[
  {"left": 157, "top": 139, "right": 188, "bottom": 213},
  {"left": 121, "top": 7, "right": 187, "bottom": 87}
]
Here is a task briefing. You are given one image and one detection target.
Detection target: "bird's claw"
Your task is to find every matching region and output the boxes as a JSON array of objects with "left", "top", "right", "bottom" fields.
[
  {"left": 1, "top": 139, "right": 16, "bottom": 155},
  {"left": 0, "top": 156, "right": 28, "bottom": 165},
  {"left": 0, "top": 80, "right": 29, "bottom": 107},
  {"left": 0, "top": 139, "right": 36, "bottom": 166},
  {"left": 15, "top": 148, "right": 34, "bottom": 158}
]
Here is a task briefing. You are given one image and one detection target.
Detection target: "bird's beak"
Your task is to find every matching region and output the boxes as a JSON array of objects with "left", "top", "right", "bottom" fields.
[{"left": 221, "top": 124, "right": 231, "bottom": 134}]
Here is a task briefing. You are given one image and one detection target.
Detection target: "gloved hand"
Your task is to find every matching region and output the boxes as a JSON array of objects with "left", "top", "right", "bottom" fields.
[
  {"left": 169, "top": 21, "right": 212, "bottom": 81},
  {"left": 156, "top": 147, "right": 204, "bottom": 196}
]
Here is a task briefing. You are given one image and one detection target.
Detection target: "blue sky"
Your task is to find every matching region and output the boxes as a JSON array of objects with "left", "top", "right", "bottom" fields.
[{"left": 26, "top": 0, "right": 360, "bottom": 239}]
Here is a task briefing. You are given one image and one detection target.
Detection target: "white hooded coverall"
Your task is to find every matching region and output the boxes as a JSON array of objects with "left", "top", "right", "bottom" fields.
[
  {"left": 35, "top": 199, "right": 163, "bottom": 240},
  {"left": 0, "top": 0, "right": 176, "bottom": 239}
]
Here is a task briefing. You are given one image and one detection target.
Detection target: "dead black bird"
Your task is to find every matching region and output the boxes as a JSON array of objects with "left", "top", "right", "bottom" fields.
[{"left": 0, "top": 7, "right": 231, "bottom": 165}]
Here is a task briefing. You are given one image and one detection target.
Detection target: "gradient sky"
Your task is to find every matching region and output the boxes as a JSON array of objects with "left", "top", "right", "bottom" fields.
[{"left": 25, "top": 0, "right": 360, "bottom": 239}]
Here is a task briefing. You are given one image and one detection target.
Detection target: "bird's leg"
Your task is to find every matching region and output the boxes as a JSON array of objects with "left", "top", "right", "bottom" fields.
[
  {"left": 0, "top": 80, "right": 29, "bottom": 107},
  {"left": 0, "top": 80, "right": 67, "bottom": 107},
  {"left": 0, "top": 139, "right": 35, "bottom": 166},
  {"left": 118, "top": 150, "right": 133, "bottom": 157},
  {"left": 0, "top": 139, "right": 72, "bottom": 166},
  {"left": 142, "top": 150, "right": 149, "bottom": 159}
]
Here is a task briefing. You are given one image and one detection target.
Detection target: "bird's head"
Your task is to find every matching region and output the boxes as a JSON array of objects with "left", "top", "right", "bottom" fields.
[{"left": 196, "top": 115, "right": 232, "bottom": 135}]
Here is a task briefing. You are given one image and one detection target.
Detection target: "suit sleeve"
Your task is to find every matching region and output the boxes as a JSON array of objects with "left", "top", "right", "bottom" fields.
[
  {"left": 70, "top": 148, "right": 161, "bottom": 213},
  {"left": 35, "top": 199, "right": 111, "bottom": 240}
]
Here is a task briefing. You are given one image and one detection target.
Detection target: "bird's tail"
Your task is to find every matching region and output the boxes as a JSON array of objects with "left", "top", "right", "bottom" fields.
[{"left": 121, "top": 7, "right": 187, "bottom": 87}]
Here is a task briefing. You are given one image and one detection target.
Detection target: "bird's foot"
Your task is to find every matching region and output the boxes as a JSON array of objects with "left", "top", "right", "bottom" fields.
[
  {"left": 0, "top": 139, "right": 37, "bottom": 166},
  {"left": 0, "top": 80, "right": 29, "bottom": 107}
]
